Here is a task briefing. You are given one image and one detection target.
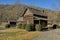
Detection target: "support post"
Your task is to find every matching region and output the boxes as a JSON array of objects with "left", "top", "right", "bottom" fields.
[{"left": 39, "top": 19, "right": 40, "bottom": 25}]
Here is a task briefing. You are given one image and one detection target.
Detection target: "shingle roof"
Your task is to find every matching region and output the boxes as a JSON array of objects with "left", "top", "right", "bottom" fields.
[{"left": 28, "top": 8, "right": 47, "bottom": 16}]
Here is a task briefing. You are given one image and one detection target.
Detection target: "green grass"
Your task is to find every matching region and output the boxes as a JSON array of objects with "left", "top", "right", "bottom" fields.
[{"left": 0, "top": 29, "right": 40, "bottom": 40}]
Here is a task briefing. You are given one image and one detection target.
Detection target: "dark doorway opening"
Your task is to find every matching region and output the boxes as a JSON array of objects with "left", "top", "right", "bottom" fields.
[
  {"left": 31, "top": 25, "right": 36, "bottom": 31},
  {"left": 40, "top": 20, "right": 47, "bottom": 27},
  {"left": 34, "top": 20, "right": 39, "bottom": 24},
  {"left": 34, "top": 20, "right": 48, "bottom": 31},
  {"left": 40, "top": 20, "right": 48, "bottom": 31},
  {"left": 10, "top": 21, "right": 16, "bottom": 27}
]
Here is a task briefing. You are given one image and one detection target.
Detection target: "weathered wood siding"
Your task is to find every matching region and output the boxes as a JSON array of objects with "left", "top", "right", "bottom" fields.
[
  {"left": 24, "top": 9, "right": 34, "bottom": 24},
  {"left": 24, "top": 14, "right": 34, "bottom": 24}
]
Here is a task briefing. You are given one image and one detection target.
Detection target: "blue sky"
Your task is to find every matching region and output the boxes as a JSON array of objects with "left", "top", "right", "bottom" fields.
[{"left": 0, "top": 0, "right": 59, "bottom": 10}]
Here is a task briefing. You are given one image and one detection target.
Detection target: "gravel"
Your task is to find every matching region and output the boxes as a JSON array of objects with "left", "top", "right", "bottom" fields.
[{"left": 34, "top": 29, "right": 60, "bottom": 40}]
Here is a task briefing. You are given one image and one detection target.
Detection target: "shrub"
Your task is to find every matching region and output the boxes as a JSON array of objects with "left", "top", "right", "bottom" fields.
[
  {"left": 35, "top": 24, "right": 41, "bottom": 31},
  {"left": 5, "top": 24, "right": 10, "bottom": 28},
  {"left": 18, "top": 24, "right": 26, "bottom": 29},
  {"left": 21, "top": 24, "right": 26, "bottom": 29},
  {"left": 18, "top": 24, "right": 22, "bottom": 29},
  {"left": 25, "top": 24, "right": 32, "bottom": 31}
]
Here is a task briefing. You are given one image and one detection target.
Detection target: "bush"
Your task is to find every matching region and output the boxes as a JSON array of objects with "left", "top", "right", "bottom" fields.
[
  {"left": 18, "top": 24, "right": 22, "bottom": 29},
  {"left": 25, "top": 24, "right": 32, "bottom": 31},
  {"left": 35, "top": 24, "right": 41, "bottom": 31},
  {"left": 21, "top": 24, "right": 26, "bottom": 29},
  {"left": 5, "top": 24, "right": 10, "bottom": 28},
  {"left": 18, "top": 24, "right": 26, "bottom": 29}
]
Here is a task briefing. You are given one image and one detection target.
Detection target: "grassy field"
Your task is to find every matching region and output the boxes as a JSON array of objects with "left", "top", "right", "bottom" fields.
[{"left": 0, "top": 29, "right": 40, "bottom": 40}]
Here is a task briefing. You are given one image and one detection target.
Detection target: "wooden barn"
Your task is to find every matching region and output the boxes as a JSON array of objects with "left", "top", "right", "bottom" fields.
[{"left": 18, "top": 8, "right": 48, "bottom": 28}]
